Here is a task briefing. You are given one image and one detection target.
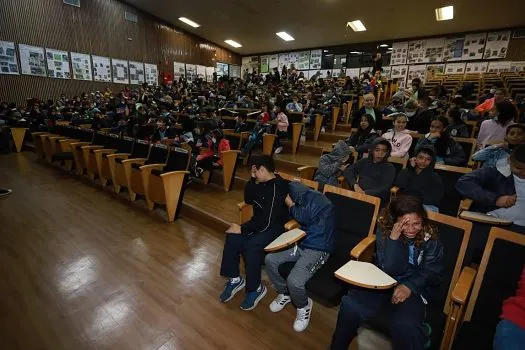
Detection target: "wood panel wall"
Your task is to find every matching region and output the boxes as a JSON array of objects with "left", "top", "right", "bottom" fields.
[{"left": 0, "top": 0, "right": 240, "bottom": 106}]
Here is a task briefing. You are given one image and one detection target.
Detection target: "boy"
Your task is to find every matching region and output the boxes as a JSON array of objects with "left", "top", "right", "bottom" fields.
[
  {"left": 456, "top": 144, "right": 525, "bottom": 226},
  {"left": 219, "top": 155, "right": 289, "bottom": 310},
  {"left": 286, "top": 95, "right": 303, "bottom": 113},
  {"left": 265, "top": 182, "right": 335, "bottom": 332},
  {"left": 343, "top": 138, "right": 396, "bottom": 203}
]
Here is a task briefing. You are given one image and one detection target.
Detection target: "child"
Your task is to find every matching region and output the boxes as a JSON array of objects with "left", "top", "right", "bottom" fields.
[
  {"left": 343, "top": 138, "right": 396, "bottom": 204},
  {"left": 345, "top": 114, "right": 379, "bottom": 158},
  {"left": 234, "top": 114, "right": 249, "bottom": 133},
  {"left": 314, "top": 140, "right": 351, "bottom": 188},
  {"left": 477, "top": 100, "right": 516, "bottom": 150},
  {"left": 241, "top": 104, "right": 271, "bottom": 156},
  {"left": 472, "top": 124, "right": 525, "bottom": 174},
  {"left": 382, "top": 113, "right": 413, "bottom": 158},
  {"left": 456, "top": 144, "right": 525, "bottom": 226},
  {"left": 274, "top": 104, "right": 289, "bottom": 154},
  {"left": 396, "top": 146, "right": 444, "bottom": 212},
  {"left": 415, "top": 116, "right": 467, "bottom": 166},
  {"left": 195, "top": 129, "right": 230, "bottom": 175},
  {"left": 330, "top": 195, "right": 443, "bottom": 350},
  {"left": 446, "top": 107, "right": 469, "bottom": 138},
  {"left": 152, "top": 116, "right": 172, "bottom": 143},
  {"left": 265, "top": 182, "right": 335, "bottom": 332},
  {"left": 286, "top": 95, "right": 303, "bottom": 113}
]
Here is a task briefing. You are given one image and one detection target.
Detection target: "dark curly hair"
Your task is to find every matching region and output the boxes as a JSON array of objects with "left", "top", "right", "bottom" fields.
[{"left": 378, "top": 195, "right": 438, "bottom": 248}]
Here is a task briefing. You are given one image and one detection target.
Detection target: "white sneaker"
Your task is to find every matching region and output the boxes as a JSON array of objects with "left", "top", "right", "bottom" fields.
[
  {"left": 269, "top": 294, "right": 291, "bottom": 312},
  {"left": 293, "top": 298, "right": 313, "bottom": 332},
  {"left": 321, "top": 126, "right": 326, "bottom": 133},
  {"left": 275, "top": 146, "right": 283, "bottom": 154}
]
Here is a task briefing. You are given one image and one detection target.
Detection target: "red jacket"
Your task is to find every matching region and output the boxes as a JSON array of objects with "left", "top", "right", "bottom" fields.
[
  {"left": 196, "top": 138, "right": 230, "bottom": 166},
  {"left": 501, "top": 266, "right": 525, "bottom": 330}
]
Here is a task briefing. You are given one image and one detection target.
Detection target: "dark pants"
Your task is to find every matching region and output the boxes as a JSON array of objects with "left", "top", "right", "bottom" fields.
[
  {"left": 275, "top": 130, "right": 288, "bottom": 148},
  {"left": 220, "top": 229, "right": 281, "bottom": 292},
  {"left": 197, "top": 156, "right": 220, "bottom": 171},
  {"left": 330, "top": 287, "right": 426, "bottom": 350}
]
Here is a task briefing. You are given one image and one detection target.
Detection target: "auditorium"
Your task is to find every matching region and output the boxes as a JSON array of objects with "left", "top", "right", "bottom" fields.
[{"left": 2, "top": 0, "right": 525, "bottom": 349}]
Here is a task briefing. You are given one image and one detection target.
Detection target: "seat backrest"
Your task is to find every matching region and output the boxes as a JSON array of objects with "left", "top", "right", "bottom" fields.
[
  {"left": 136, "top": 124, "right": 155, "bottom": 140},
  {"left": 225, "top": 134, "right": 242, "bottom": 151},
  {"left": 165, "top": 147, "right": 190, "bottom": 172},
  {"left": 146, "top": 143, "right": 169, "bottom": 164},
  {"left": 453, "top": 137, "right": 476, "bottom": 164},
  {"left": 118, "top": 136, "right": 134, "bottom": 154},
  {"left": 103, "top": 133, "right": 121, "bottom": 149},
  {"left": 131, "top": 139, "right": 150, "bottom": 158},
  {"left": 92, "top": 131, "right": 106, "bottom": 145},
  {"left": 388, "top": 156, "right": 407, "bottom": 178},
  {"left": 78, "top": 128, "right": 95, "bottom": 142},
  {"left": 323, "top": 185, "right": 380, "bottom": 262},
  {"left": 434, "top": 164, "right": 471, "bottom": 216},
  {"left": 222, "top": 117, "right": 237, "bottom": 129}
]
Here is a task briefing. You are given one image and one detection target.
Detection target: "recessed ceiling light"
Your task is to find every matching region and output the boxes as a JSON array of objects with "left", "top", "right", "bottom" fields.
[
  {"left": 323, "top": 50, "right": 329, "bottom": 53},
  {"left": 435, "top": 6, "right": 454, "bottom": 21},
  {"left": 178, "top": 17, "right": 200, "bottom": 28},
  {"left": 276, "top": 32, "right": 295, "bottom": 41},
  {"left": 224, "top": 39, "right": 242, "bottom": 48},
  {"left": 379, "top": 44, "right": 388, "bottom": 47},
  {"left": 350, "top": 51, "right": 361, "bottom": 54},
  {"left": 347, "top": 20, "right": 366, "bottom": 32}
]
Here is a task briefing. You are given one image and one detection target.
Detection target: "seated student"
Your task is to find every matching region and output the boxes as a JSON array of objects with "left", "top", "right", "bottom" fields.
[
  {"left": 477, "top": 100, "right": 516, "bottom": 150},
  {"left": 472, "top": 124, "right": 525, "bottom": 173},
  {"left": 174, "top": 118, "right": 196, "bottom": 146},
  {"left": 314, "top": 140, "right": 351, "bottom": 189},
  {"left": 274, "top": 104, "right": 289, "bottom": 154},
  {"left": 352, "top": 93, "right": 384, "bottom": 132},
  {"left": 471, "top": 88, "right": 506, "bottom": 117},
  {"left": 234, "top": 114, "right": 249, "bottom": 133},
  {"left": 382, "top": 113, "right": 413, "bottom": 158},
  {"left": 407, "top": 95, "right": 435, "bottom": 135},
  {"left": 265, "top": 182, "right": 335, "bottom": 332},
  {"left": 382, "top": 96, "right": 405, "bottom": 116},
  {"left": 241, "top": 103, "right": 271, "bottom": 156},
  {"left": 152, "top": 116, "right": 173, "bottom": 143},
  {"left": 446, "top": 107, "right": 469, "bottom": 138},
  {"left": 493, "top": 265, "right": 525, "bottom": 350},
  {"left": 415, "top": 116, "right": 467, "bottom": 166},
  {"left": 456, "top": 145, "right": 525, "bottom": 227},
  {"left": 345, "top": 114, "right": 379, "bottom": 158},
  {"left": 330, "top": 195, "right": 443, "bottom": 350},
  {"left": 396, "top": 146, "right": 444, "bottom": 213},
  {"left": 286, "top": 95, "right": 303, "bottom": 113},
  {"left": 219, "top": 155, "right": 289, "bottom": 310},
  {"left": 343, "top": 138, "right": 396, "bottom": 204},
  {"left": 195, "top": 129, "right": 230, "bottom": 176}
]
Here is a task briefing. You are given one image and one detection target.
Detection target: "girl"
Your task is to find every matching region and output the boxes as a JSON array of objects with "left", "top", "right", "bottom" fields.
[
  {"left": 195, "top": 129, "right": 230, "bottom": 176},
  {"left": 446, "top": 107, "right": 469, "bottom": 138},
  {"left": 382, "top": 113, "right": 413, "bottom": 158},
  {"left": 314, "top": 140, "right": 351, "bottom": 189},
  {"left": 477, "top": 100, "right": 516, "bottom": 150},
  {"left": 330, "top": 195, "right": 443, "bottom": 350},
  {"left": 274, "top": 104, "right": 289, "bottom": 154},
  {"left": 241, "top": 103, "right": 271, "bottom": 156},
  {"left": 345, "top": 114, "right": 379, "bottom": 158},
  {"left": 416, "top": 116, "right": 467, "bottom": 166}
]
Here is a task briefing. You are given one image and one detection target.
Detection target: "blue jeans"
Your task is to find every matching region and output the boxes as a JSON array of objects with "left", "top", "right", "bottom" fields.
[
  {"left": 423, "top": 205, "right": 439, "bottom": 213},
  {"left": 494, "top": 319, "right": 525, "bottom": 350}
]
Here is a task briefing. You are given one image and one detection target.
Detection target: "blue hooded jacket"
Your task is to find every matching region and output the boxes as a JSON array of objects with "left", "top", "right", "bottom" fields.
[{"left": 288, "top": 182, "right": 335, "bottom": 253}]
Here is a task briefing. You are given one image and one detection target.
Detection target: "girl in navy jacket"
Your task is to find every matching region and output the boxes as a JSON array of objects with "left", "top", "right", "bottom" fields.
[{"left": 330, "top": 195, "right": 443, "bottom": 350}]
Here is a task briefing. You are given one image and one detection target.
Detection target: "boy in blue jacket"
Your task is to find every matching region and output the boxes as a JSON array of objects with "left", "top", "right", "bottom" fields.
[{"left": 265, "top": 182, "right": 335, "bottom": 332}]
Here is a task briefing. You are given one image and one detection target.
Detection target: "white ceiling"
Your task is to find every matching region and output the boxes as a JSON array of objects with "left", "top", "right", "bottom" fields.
[{"left": 124, "top": 0, "right": 525, "bottom": 55}]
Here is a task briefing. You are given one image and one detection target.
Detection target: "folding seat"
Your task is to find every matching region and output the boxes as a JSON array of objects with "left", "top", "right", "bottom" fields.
[
  {"left": 110, "top": 139, "right": 151, "bottom": 194},
  {"left": 95, "top": 136, "right": 134, "bottom": 186},
  {"left": 81, "top": 132, "right": 122, "bottom": 179},
  {"left": 127, "top": 143, "right": 169, "bottom": 201},
  {"left": 434, "top": 164, "right": 472, "bottom": 217}
]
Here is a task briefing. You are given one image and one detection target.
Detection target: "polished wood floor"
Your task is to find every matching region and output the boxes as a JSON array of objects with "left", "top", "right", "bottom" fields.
[{"left": 0, "top": 152, "right": 338, "bottom": 350}]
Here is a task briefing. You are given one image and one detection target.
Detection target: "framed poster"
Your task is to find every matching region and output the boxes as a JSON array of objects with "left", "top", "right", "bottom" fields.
[
  {"left": 391, "top": 42, "right": 408, "bottom": 65},
  {"left": 92, "top": 55, "right": 111, "bottom": 82},
  {"left": 278, "top": 53, "right": 290, "bottom": 70},
  {"left": 269, "top": 54, "right": 279, "bottom": 70},
  {"left": 406, "top": 65, "right": 427, "bottom": 87},
  {"left": 19, "top": 44, "right": 46, "bottom": 76},
  {"left": 71, "top": 52, "right": 92, "bottom": 81},
  {"left": 407, "top": 40, "right": 425, "bottom": 64},
  {"left": 297, "top": 51, "right": 310, "bottom": 70},
  {"left": 510, "top": 61, "right": 525, "bottom": 72},
  {"left": 230, "top": 64, "right": 241, "bottom": 78},
  {"left": 205, "top": 66, "right": 215, "bottom": 82},
  {"left": 443, "top": 37, "right": 465, "bottom": 62},
  {"left": 128, "top": 61, "right": 144, "bottom": 85},
  {"left": 45, "top": 48, "right": 70, "bottom": 79},
  {"left": 390, "top": 65, "right": 408, "bottom": 88},
  {"left": 445, "top": 63, "right": 466, "bottom": 74},
  {"left": 260, "top": 55, "right": 270, "bottom": 73},
  {"left": 381, "top": 66, "right": 391, "bottom": 79},
  {"left": 216, "top": 62, "right": 229, "bottom": 77},
  {"left": 288, "top": 52, "right": 299, "bottom": 68},
  {"left": 484, "top": 31, "right": 511, "bottom": 59},
  {"left": 345, "top": 68, "right": 360, "bottom": 78},
  {"left": 462, "top": 33, "right": 486, "bottom": 60},
  {"left": 144, "top": 63, "right": 158, "bottom": 86},
  {"left": 423, "top": 38, "right": 445, "bottom": 63},
  {"left": 0, "top": 41, "right": 19, "bottom": 75},
  {"left": 426, "top": 64, "right": 445, "bottom": 78},
  {"left": 185, "top": 64, "right": 197, "bottom": 81},
  {"left": 196, "top": 65, "right": 206, "bottom": 80},
  {"left": 465, "top": 62, "right": 488, "bottom": 74},
  {"left": 309, "top": 50, "right": 322, "bottom": 69},
  {"left": 111, "top": 59, "right": 129, "bottom": 84},
  {"left": 487, "top": 61, "right": 511, "bottom": 73},
  {"left": 173, "top": 61, "right": 186, "bottom": 80}
]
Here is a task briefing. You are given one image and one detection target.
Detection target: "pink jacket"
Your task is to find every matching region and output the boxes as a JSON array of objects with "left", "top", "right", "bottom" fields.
[
  {"left": 276, "top": 112, "right": 289, "bottom": 132},
  {"left": 382, "top": 129, "right": 413, "bottom": 158}
]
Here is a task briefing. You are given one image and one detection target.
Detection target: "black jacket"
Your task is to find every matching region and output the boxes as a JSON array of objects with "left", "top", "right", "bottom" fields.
[
  {"left": 408, "top": 108, "right": 435, "bottom": 134},
  {"left": 352, "top": 107, "right": 385, "bottom": 132},
  {"left": 241, "top": 175, "right": 289, "bottom": 235}
]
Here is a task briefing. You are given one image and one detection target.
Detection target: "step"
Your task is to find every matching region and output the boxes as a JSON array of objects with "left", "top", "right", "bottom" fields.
[
  {"left": 335, "top": 124, "right": 354, "bottom": 133},
  {"left": 273, "top": 153, "right": 321, "bottom": 174},
  {"left": 302, "top": 140, "right": 334, "bottom": 153}
]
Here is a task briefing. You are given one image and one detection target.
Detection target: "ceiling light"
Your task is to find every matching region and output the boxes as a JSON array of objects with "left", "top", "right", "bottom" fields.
[
  {"left": 379, "top": 44, "right": 388, "bottom": 47},
  {"left": 276, "top": 32, "right": 295, "bottom": 41},
  {"left": 323, "top": 50, "right": 329, "bottom": 53},
  {"left": 347, "top": 20, "right": 366, "bottom": 32},
  {"left": 224, "top": 39, "right": 242, "bottom": 48},
  {"left": 178, "top": 17, "right": 200, "bottom": 28},
  {"left": 350, "top": 51, "right": 361, "bottom": 54},
  {"left": 435, "top": 6, "right": 454, "bottom": 21}
]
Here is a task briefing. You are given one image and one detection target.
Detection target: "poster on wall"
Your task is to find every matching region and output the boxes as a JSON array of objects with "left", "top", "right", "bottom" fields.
[
  {"left": 71, "top": 52, "right": 92, "bottom": 81},
  {"left": 45, "top": 48, "right": 70, "bottom": 79},
  {"left": 111, "top": 59, "right": 129, "bottom": 84},
  {"left": 185, "top": 64, "right": 197, "bottom": 81},
  {"left": 487, "top": 61, "right": 511, "bottom": 73},
  {"left": 391, "top": 42, "right": 408, "bottom": 65},
  {"left": 406, "top": 65, "right": 427, "bottom": 87},
  {"left": 483, "top": 31, "right": 511, "bottom": 59},
  {"left": 92, "top": 55, "right": 111, "bottom": 82},
  {"left": 510, "top": 61, "right": 525, "bottom": 72},
  {"left": 196, "top": 65, "right": 206, "bottom": 80},
  {"left": 241, "top": 56, "right": 259, "bottom": 75},
  {"left": 144, "top": 63, "right": 158, "bottom": 86},
  {"left": 269, "top": 54, "right": 279, "bottom": 70},
  {"left": 424, "top": 38, "right": 445, "bottom": 63},
  {"left": 465, "top": 62, "right": 488, "bottom": 74},
  {"left": 462, "top": 33, "right": 486, "bottom": 60},
  {"left": 216, "top": 62, "right": 229, "bottom": 77},
  {"left": 297, "top": 51, "right": 310, "bottom": 70},
  {"left": 230, "top": 64, "right": 241, "bottom": 78},
  {"left": 19, "top": 44, "right": 46, "bottom": 76},
  {"left": 426, "top": 64, "right": 445, "bottom": 78},
  {"left": 0, "top": 41, "right": 19, "bottom": 75},
  {"left": 173, "top": 61, "right": 186, "bottom": 80},
  {"left": 443, "top": 37, "right": 465, "bottom": 62},
  {"left": 381, "top": 66, "right": 391, "bottom": 78},
  {"left": 309, "top": 50, "right": 322, "bottom": 69},
  {"left": 390, "top": 65, "right": 408, "bottom": 88},
  {"left": 345, "top": 68, "right": 360, "bottom": 78},
  {"left": 445, "top": 62, "right": 466, "bottom": 74},
  {"left": 205, "top": 66, "right": 215, "bottom": 82},
  {"left": 128, "top": 61, "right": 144, "bottom": 85},
  {"left": 260, "top": 55, "right": 270, "bottom": 73},
  {"left": 288, "top": 52, "right": 299, "bottom": 68},
  {"left": 307, "top": 69, "right": 331, "bottom": 79},
  {"left": 278, "top": 53, "right": 290, "bottom": 70}
]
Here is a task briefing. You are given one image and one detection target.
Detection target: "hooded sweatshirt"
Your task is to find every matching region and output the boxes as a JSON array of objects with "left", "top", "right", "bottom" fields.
[
  {"left": 314, "top": 140, "right": 351, "bottom": 187},
  {"left": 288, "top": 182, "right": 335, "bottom": 253},
  {"left": 395, "top": 145, "right": 444, "bottom": 207},
  {"left": 382, "top": 128, "right": 413, "bottom": 158},
  {"left": 343, "top": 138, "right": 396, "bottom": 203}
]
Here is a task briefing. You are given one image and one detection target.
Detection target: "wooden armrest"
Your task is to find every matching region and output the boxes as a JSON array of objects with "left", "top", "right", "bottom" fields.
[
  {"left": 240, "top": 131, "right": 250, "bottom": 139},
  {"left": 297, "top": 165, "right": 318, "bottom": 180},
  {"left": 59, "top": 138, "right": 79, "bottom": 143},
  {"left": 237, "top": 201, "right": 250, "bottom": 210},
  {"left": 284, "top": 219, "right": 300, "bottom": 231},
  {"left": 337, "top": 175, "right": 345, "bottom": 185},
  {"left": 350, "top": 235, "right": 376, "bottom": 261},
  {"left": 121, "top": 158, "right": 146, "bottom": 164},
  {"left": 459, "top": 199, "right": 473, "bottom": 213},
  {"left": 80, "top": 145, "right": 104, "bottom": 150},
  {"left": 69, "top": 142, "right": 90, "bottom": 147},
  {"left": 391, "top": 186, "right": 399, "bottom": 195},
  {"left": 451, "top": 266, "right": 477, "bottom": 304},
  {"left": 105, "top": 153, "right": 131, "bottom": 159},
  {"left": 139, "top": 163, "right": 166, "bottom": 171},
  {"left": 468, "top": 160, "right": 478, "bottom": 169},
  {"left": 159, "top": 170, "right": 189, "bottom": 178},
  {"left": 49, "top": 136, "right": 68, "bottom": 140},
  {"left": 93, "top": 148, "right": 117, "bottom": 154}
]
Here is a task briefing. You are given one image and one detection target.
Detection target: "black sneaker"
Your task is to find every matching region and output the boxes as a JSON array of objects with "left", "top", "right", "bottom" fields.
[{"left": 0, "top": 188, "right": 12, "bottom": 198}]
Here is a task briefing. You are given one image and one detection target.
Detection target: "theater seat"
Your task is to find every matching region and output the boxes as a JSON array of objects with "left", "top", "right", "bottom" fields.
[
  {"left": 128, "top": 143, "right": 169, "bottom": 201},
  {"left": 109, "top": 139, "right": 150, "bottom": 194}
]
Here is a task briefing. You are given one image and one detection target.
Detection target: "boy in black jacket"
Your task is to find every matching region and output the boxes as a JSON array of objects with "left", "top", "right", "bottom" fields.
[
  {"left": 219, "top": 155, "right": 289, "bottom": 310},
  {"left": 396, "top": 145, "right": 444, "bottom": 212}
]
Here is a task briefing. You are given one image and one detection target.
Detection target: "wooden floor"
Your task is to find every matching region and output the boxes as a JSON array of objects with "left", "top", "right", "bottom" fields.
[{"left": 0, "top": 152, "right": 338, "bottom": 350}]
